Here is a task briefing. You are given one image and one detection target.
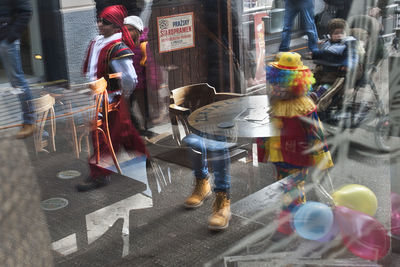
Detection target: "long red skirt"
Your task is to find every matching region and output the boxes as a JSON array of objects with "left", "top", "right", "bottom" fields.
[{"left": 89, "top": 96, "right": 148, "bottom": 179}]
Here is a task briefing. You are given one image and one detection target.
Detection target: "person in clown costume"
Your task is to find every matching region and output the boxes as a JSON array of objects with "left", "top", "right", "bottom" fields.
[{"left": 258, "top": 52, "right": 334, "bottom": 236}]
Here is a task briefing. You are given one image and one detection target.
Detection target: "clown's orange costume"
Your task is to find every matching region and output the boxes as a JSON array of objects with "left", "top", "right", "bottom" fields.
[{"left": 258, "top": 52, "right": 333, "bottom": 234}]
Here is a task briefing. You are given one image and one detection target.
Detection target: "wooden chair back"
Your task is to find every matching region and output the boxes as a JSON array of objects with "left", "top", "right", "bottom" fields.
[
  {"left": 69, "top": 77, "right": 122, "bottom": 173},
  {"left": 169, "top": 83, "right": 242, "bottom": 146},
  {"left": 170, "top": 83, "right": 217, "bottom": 113},
  {"left": 30, "top": 94, "right": 56, "bottom": 153},
  {"left": 89, "top": 77, "right": 109, "bottom": 127},
  {"left": 88, "top": 77, "right": 122, "bottom": 174}
]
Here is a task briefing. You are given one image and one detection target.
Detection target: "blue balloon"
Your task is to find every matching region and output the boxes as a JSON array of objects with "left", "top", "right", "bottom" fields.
[
  {"left": 293, "top": 201, "right": 334, "bottom": 240},
  {"left": 316, "top": 217, "right": 339, "bottom": 242}
]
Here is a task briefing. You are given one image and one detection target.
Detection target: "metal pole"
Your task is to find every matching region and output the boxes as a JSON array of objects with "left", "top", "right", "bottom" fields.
[
  {"left": 389, "top": 54, "right": 400, "bottom": 253},
  {"left": 218, "top": 0, "right": 224, "bottom": 91},
  {"left": 227, "top": 0, "right": 234, "bottom": 92}
]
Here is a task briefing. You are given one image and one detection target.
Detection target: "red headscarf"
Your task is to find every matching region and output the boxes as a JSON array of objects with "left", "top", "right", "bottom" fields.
[{"left": 99, "top": 5, "right": 135, "bottom": 50}]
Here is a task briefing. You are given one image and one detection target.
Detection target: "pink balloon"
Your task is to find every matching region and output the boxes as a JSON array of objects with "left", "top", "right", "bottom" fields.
[
  {"left": 391, "top": 192, "right": 400, "bottom": 210},
  {"left": 334, "top": 206, "right": 390, "bottom": 261},
  {"left": 391, "top": 192, "right": 400, "bottom": 237},
  {"left": 392, "top": 210, "right": 400, "bottom": 237}
]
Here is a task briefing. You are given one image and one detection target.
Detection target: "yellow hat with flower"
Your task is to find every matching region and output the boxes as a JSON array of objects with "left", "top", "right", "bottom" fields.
[
  {"left": 266, "top": 52, "right": 315, "bottom": 99},
  {"left": 270, "top": 52, "right": 309, "bottom": 71},
  {"left": 266, "top": 52, "right": 316, "bottom": 116}
]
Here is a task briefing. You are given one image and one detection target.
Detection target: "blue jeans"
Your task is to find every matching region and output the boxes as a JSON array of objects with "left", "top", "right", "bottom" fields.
[
  {"left": 0, "top": 39, "right": 35, "bottom": 124},
  {"left": 279, "top": 0, "right": 318, "bottom": 52},
  {"left": 183, "top": 134, "right": 231, "bottom": 193}
]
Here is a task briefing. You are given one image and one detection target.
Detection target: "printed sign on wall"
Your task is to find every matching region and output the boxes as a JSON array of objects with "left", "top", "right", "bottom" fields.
[{"left": 157, "top": 12, "right": 195, "bottom": 53}]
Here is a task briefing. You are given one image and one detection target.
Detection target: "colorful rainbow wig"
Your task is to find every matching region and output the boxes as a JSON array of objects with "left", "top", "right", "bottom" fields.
[{"left": 266, "top": 65, "right": 315, "bottom": 97}]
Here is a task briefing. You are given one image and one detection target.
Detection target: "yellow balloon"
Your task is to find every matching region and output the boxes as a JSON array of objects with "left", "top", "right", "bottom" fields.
[{"left": 332, "top": 184, "right": 378, "bottom": 216}]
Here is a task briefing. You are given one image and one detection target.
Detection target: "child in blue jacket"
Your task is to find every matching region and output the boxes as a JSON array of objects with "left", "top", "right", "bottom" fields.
[{"left": 311, "top": 18, "right": 361, "bottom": 101}]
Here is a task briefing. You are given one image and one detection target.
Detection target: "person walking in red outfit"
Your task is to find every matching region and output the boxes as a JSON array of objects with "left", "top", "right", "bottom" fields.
[{"left": 77, "top": 5, "right": 148, "bottom": 192}]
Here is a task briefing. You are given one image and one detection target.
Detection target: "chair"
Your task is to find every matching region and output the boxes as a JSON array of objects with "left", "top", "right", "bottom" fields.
[
  {"left": 169, "top": 83, "right": 243, "bottom": 145},
  {"left": 147, "top": 83, "right": 247, "bottom": 164},
  {"left": 31, "top": 94, "right": 56, "bottom": 153},
  {"left": 39, "top": 90, "right": 82, "bottom": 158},
  {"left": 76, "top": 77, "right": 122, "bottom": 174},
  {"left": 60, "top": 91, "right": 96, "bottom": 159}
]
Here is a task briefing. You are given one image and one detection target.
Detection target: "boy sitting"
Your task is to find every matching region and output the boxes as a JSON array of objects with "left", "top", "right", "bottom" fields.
[{"left": 310, "top": 18, "right": 361, "bottom": 102}]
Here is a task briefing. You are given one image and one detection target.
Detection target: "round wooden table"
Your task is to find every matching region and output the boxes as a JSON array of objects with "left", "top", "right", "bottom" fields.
[{"left": 188, "top": 95, "right": 278, "bottom": 141}]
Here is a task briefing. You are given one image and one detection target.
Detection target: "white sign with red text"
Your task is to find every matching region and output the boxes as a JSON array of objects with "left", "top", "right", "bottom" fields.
[{"left": 157, "top": 12, "right": 195, "bottom": 53}]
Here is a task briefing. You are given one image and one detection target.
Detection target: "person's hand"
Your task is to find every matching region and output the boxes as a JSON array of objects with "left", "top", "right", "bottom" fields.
[{"left": 369, "top": 7, "right": 381, "bottom": 18}]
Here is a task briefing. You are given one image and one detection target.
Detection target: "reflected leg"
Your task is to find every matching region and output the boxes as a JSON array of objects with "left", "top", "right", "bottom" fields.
[
  {"left": 208, "top": 139, "right": 232, "bottom": 231},
  {"left": 182, "top": 134, "right": 212, "bottom": 208},
  {"left": 209, "top": 146, "right": 231, "bottom": 194},
  {"left": 279, "top": 0, "right": 299, "bottom": 52},
  {"left": 274, "top": 163, "right": 308, "bottom": 235},
  {"left": 299, "top": 0, "right": 318, "bottom": 52},
  {"left": 183, "top": 134, "right": 209, "bottom": 179},
  {"left": 0, "top": 40, "right": 35, "bottom": 124}
]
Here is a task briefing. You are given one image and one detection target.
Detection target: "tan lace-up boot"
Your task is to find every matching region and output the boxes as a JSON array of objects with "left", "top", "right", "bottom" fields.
[
  {"left": 15, "top": 124, "right": 36, "bottom": 139},
  {"left": 208, "top": 192, "right": 231, "bottom": 231},
  {"left": 184, "top": 177, "right": 211, "bottom": 208}
]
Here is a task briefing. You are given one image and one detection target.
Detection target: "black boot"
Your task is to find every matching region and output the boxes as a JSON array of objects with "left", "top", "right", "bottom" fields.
[{"left": 76, "top": 176, "right": 110, "bottom": 192}]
